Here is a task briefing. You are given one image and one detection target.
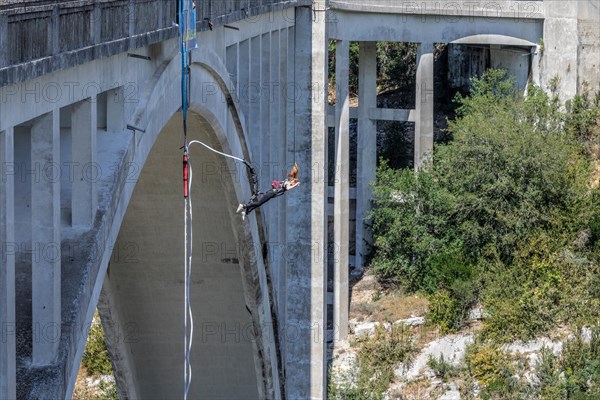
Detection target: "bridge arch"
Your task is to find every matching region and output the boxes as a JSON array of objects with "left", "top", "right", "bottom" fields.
[{"left": 69, "top": 46, "right": 280, "bottom": 399}]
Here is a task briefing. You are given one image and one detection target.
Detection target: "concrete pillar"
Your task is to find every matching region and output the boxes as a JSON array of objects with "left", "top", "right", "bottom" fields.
[
  {"left": 31, "top": 110, "right": 61, "bottom": 365},
  {"left": 239, "top": 39, "right": 250, "bottom": 134},
  {"left": 281, "top": 26, "right": 295, "bottom": 358},
  {"left": 356, "top": 41, "right": 377, "bottom": 271},
  {"left": 286, "top": 5, "right": 327, "bottom": 399},
  {"left": 106, "top": 87, "right": 125, "bottom": 132},
  {"left": 91, "top": 0, "right": 101, "bottom": 45},
  {"left": 71, "top": 98, "right": 98, "bottom": 227},
  {"left": 261, "top": 32, "right": 271, "bottom": 195},
  {"left": 415, "top": 42, "right": 434, "bottom": 169},
  {"left": 278, "top": 27, "right": 289, "bottom": 328},
  {"left": 128, "top": 0, "right": 135, "bottom": 37},
  {"left": 250, "top": 35, "right": 261, "bottom": 166},
  {"left": 269, "top": 29, "right": 280, "bottom": 282},
  {"left": 51, "top": 5, "right": 60, "bottom": 55},
  {"left": 0, "top": 127, "right": 16, "bottom": 400},
  {"left": 0, "top": 14, "right": 8, "bottom": 68},
  {"left": 334, "top": 40, "right": 350, "bottom": 343}
]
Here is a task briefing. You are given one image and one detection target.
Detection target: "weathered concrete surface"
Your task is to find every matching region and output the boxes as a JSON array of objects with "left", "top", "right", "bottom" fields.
[
  {"left": 415, "top": 42, "right": 434, "bottom": 168},
  {"left": 0, "top": 0, "right": 310, "bottom": 88},
  {"left": 356, "top": 41, "right": 377, "bottom": 271},
  {"left": 284, "top": 4, "right": 328, "bottom": 399},
  {"left": 541, "top": 1, "right": 600, "bottom": 98},
  {"left": 334, "top": 39, "right": 350, "bottom": 342},
  {"left": 0, "top": 127, "right": 16, "bottom": 400},
  {"left": 30, "top": 110, "right": 61, "bottom": 366}
]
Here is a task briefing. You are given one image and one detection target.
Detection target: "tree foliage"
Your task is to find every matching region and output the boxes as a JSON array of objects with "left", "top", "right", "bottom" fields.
[{"left": 369, "top": 69, "right": 600, "bottom": 339}]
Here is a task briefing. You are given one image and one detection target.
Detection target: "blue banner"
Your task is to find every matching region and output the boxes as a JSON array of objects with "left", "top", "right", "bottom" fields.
[{"left": 181, "top": 0, "right": 197, "bottom": 50}]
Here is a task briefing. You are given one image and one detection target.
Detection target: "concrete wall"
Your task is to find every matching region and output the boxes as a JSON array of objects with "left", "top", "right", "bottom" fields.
[{"left": 541, "top": 0, "right": 600, "bottom": 98}]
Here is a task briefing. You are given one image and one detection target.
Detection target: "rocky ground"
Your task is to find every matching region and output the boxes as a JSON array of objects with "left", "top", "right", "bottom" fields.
[{"left": 331, "top": 271, "right": 589, "bottom": 400}]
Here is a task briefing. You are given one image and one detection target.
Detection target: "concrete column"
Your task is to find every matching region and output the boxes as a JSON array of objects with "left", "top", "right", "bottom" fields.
[
  {"left": 106, "top": 87, "right": 125, "bottom": 132},
  {"left": 0, "top": 128, "right": 16, "bottom": 400},
  {"left": 91, "top": 0, "right": 101, "bottom": 45},
  {"left": 261, "top": 32, "right": 271, "bottom": 195},
  {"left": 0, "top": 14, "right": 8, "bottom": 68},
  {"left": 128, "top": 0, "right": 135, "bottom": 37},
  {"left": 277, "top": 27, "right": 289, "bottom": 324},
  {"left": 239, "top": 39, "right": 250, "bottom": 134},
  {"left": 415, "top": 42, "right": 434, "bottom": 169},
  {"left": 269, "top": 29, "right": 280, "bottom": 282},
  {"left": 356, "top": 41, "right": 377, "bottom": 271},
  {"left": 31, "top": 110, "right": 61, "bottom": 365},
  {"left": 286, "top": 5, "right": 327, "bottom": 399},
  {"left": 71, "top": 98, "right": 98, "bottom": 227},
  {"left": 250, "top": 35, "right": 261, "bottom": 166},
  {"left": 51, "top": 5, "right": 60, "bottom": 55},
  {"left": 334, "top": 40, "right": 350, "bottom": 342},
  {"left": 281, "top": 26, "right": 295, "bottom": 358}
]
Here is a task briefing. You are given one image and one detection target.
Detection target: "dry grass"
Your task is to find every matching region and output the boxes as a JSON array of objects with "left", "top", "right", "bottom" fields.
[{"left": 349, "top": 271, "right": 429, "bottom": 324}]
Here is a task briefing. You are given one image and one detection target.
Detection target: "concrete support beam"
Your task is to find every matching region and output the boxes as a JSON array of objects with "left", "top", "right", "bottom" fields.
[
  {"left": 31, "top": 110, "right": 61, "bottom": 365},
  {"left": 0, "top": 127, "right": 16, "bottom": 400},
  {"left": 261, "top": 32, "right": 271, "bottom": 192},
  {"left": 106, "top": 87, "right": 125, "bottom": 132},
  {"left": 415, "top": 42, "right": 434, "bottom": 169},
  {"left": 51, "top": 5, "right": 60, "bottom": 55},
  {"left": 286, "top": 5, "right": 327, "bottom": 399},
  {"left": 281, "top": 26, "right": 295, "bottom": 358},
  {"left": 91, "top": 0, "right": 101, "bottom": 45},
  {"left": 128, "top": 0, "right": 135, "bottom": 37},
  {"left": 71, "top": 98, "right": 98, "bottom": 227},
  {"left": 0, "top": 14, "right": 8, "bottom": 68},
  {"left": 334, "top": 39, "right": 350, "bottom": 343},
  {"left": 250, "top": 35, "right": 261, "bottom": 165},
  {"left": 278, "top": 27, "right": 289, "bottom": 329},
  {"left": 369, "top": 107, "right": 415, "bottom": 122},
  {"left": 356, "top": 41, "right": 377, "bottom": 271}
]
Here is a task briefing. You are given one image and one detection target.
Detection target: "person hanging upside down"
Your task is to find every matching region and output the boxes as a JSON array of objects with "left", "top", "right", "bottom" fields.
[{"left": 236, "top": 163, "right": 300, "bottom": 220}]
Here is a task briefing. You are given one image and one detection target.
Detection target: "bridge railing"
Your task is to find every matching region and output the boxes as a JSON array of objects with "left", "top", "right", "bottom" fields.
[{"left": 0, "top": 0, "right": 302, "bottom": 87}]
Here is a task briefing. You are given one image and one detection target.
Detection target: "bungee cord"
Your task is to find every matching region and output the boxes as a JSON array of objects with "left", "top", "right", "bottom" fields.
[
  {"left": 179, "top": 1, "right": 196, "bottom": 399},
  {"left": 178, "top": 2, "right": 301, "bottom": 397}
]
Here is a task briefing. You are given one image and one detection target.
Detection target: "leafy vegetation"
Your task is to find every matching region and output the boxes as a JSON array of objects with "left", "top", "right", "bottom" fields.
[
  {"left": 82, "top": 311, "right": 113, "bottom": 375},
  {"left": 369, "top": 69, "right": 600, "bottom": 340},
  {"left": 74, "top": 310, "right": 118, "bottom": 400}
]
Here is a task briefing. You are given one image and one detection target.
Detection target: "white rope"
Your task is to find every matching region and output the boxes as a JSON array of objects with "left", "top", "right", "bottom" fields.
[
  {"left": 183, "top": 195, "right": 189, "bottom": 399},
  {"left": 186, "top": 161, "right": 194, "bottom": 398},
  {"left": 182, "top": 140, "right": 246, "bottom": 399},
  {"left": 188, "top": 140, "right": 246, "bottom": 164},
  {"left": 183, "top": 162, "right": 194, "bottom": 399}
]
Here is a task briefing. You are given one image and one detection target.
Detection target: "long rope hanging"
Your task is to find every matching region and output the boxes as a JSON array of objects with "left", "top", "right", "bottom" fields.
[
  {"left": 179, "top": 1, "right": 197, "bottom": 399},
  {"left": 178, "top": 2, "right": 303, "bottom": 396}
]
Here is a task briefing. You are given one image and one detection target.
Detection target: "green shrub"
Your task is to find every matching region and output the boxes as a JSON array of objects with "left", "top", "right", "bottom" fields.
[
  {"left": 428, "top": 354, "right": 458, "bottom": 382},
  {"left": 82, "top": 311, "right": 113, "bottom": 376},
  {"left": 369, "top": 68, "right": 600, "bottom": 342}
]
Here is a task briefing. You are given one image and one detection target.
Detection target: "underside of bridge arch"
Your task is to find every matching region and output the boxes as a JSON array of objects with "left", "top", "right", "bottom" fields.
[{"left": 98, "top": 111, "right": 266, "bottom": 399}]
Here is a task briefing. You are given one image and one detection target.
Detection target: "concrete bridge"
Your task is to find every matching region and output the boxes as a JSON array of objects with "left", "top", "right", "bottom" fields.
[{"left": 0, "top": 1, "right": 598, "bottom": 399}]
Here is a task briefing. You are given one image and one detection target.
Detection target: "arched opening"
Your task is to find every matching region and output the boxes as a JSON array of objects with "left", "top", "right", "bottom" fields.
[{"left": 98, "top": 111, "right": 261, "bottom": 399}]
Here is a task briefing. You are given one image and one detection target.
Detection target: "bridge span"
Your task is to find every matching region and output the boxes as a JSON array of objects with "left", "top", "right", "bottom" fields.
[{"left": 1, "top": 1, "right": 598, "bottom": 399}]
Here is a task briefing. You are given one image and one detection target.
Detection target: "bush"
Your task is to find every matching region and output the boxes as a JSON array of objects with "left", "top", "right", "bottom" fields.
[
  {"left": 82, "top": 311, "right": 113, "bottom": 376},
  {"left": 369, "top": 68, "right": 600, "bottom": 339},
  {"left": 428, "top": 354, "right": 458, "bottom": 382}
]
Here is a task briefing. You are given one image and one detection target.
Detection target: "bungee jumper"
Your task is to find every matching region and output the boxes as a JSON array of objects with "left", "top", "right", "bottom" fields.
[{"left": 236, "top": 163, "right": 300, "bottom": 220}]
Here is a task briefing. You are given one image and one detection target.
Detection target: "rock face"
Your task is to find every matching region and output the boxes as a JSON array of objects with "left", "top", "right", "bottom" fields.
[
  {"left": 438, "top": 383, "right": 461, "bottom": 400},
  {"left": 397, "top": 334, "right": 474, "bottom": 381},
  {"left": 395, "top": 316, "right": 425, "bottom": 327}
]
